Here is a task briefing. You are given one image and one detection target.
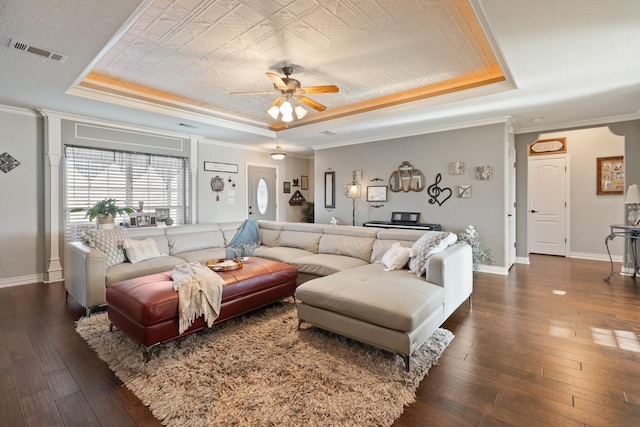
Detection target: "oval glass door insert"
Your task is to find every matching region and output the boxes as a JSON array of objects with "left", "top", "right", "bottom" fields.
[{"left": 257, "top": 178, "right": 268, "bottom": 214}]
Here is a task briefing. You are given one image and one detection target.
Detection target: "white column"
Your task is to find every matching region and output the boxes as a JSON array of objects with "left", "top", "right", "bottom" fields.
[
  {"left": 189, "top": 135, "right": 200, "bottom": 224},
  {"left": 39, "top": 109, "right": 64, "bottom": 283}
]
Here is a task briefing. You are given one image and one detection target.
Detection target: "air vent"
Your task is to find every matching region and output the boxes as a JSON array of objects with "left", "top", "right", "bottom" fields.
[{"left": 9, "top": 39, "right": 67, "bottom": 63}]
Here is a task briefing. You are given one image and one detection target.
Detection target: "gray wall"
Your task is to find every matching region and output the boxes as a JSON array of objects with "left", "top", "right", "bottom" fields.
[
  {"left": 1, "top": 102, "right": 638, "bottom": 285},
  {"left": 0, "top": 108, "right": 43, "bottom": 285},
  {"left": 313, "top": 123, "right": 509, "bottom": 268},
  {"left": 197, "top": 140, "right": 312, "bottom": 223}
]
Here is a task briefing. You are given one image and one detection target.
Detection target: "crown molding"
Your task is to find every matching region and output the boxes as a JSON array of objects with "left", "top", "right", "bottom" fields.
[
  {"left": 37, "top": 108, "right": 196, "bottom": 140},
  {"left": 0, "top": 104, "right": 40, "bottom": 117},
  {"left": 515, "top": 111, "right": 640, "bottom": 134},
  {"left": 66, "top": 85, "right": 276, "bottom": 138}
]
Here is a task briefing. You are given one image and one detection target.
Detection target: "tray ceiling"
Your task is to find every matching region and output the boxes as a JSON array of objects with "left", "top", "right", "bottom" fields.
[{"left": 76, "top": 0, "right": 506, "bottom": 131}]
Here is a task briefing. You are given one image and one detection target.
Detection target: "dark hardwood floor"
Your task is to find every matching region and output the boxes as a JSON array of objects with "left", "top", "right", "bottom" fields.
[{"left": 1, "top": 255, "right": 639, "bottom": 426}]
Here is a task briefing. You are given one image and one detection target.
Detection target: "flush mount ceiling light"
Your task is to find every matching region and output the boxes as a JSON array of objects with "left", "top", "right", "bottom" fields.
[
  {"left": 270, "top": 145, "right": 286, "bottom": 160},
  {"left": 232, "top": 66, "right": 339, "bottom": 123}
]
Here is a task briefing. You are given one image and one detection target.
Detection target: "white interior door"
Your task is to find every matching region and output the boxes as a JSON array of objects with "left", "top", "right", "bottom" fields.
[
  {"left": 528, "top": 156, "right": 567, "bottom": 256},
  {"left": 247, "top": 165, "right": 276, "bottom": 221}
]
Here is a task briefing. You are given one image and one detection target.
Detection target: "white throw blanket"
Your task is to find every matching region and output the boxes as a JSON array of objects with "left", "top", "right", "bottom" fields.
[{"left": 172, "top": 262, "right": 224, "bottom": 334}]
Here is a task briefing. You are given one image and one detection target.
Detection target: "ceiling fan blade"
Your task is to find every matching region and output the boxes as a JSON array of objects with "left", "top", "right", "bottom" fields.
[
  {"left": 300, "top": 85, "right": 339, "bottom": 94},
  {"left": 230, "top": 90, "right": 280, "bottom": 95},
  {"left": 266, "top": 72, "right": 287, "bottom": 90},
  {"left": 298, "top": 95, "right": 327, "bottom": 112}
]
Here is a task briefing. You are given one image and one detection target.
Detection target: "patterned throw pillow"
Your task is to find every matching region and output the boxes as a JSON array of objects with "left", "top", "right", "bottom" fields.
[
  {"left": 83, "top": 227, "right": 130, "bottom": 267},
  {"left": 123, "top": 238, "right": 161, "bottom": 264},
  {"left": 408, "top": 231, "right": 457, "bottom": 276}
]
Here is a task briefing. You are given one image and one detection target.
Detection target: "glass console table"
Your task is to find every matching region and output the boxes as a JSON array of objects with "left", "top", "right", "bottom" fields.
[{"left": 604, "top": 224, "right": 640, "bottom": 282}]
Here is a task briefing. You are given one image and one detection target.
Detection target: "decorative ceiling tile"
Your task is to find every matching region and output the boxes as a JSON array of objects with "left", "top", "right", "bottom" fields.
[{"left": 82, "top": 0, "right": 505, "bottom": 129}]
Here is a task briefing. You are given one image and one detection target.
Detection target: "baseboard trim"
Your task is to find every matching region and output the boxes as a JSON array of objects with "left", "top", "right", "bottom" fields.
[
  {"left": 0, "top": 274, "right": 43, "bottom": 288},
  {"left": 477, "top": 264, "right": 508, "bottom": 275},
  {"left": 569, "top": 252, "right": 621, "bottom": 263}
]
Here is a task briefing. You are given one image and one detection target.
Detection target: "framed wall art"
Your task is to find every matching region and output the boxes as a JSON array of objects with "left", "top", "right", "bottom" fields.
[
  {"left": 457, "top": 185, "right": 472, "bottom": 198},
  {"left": 596, "top": 156, "right": 624, "bottom": 195},
  {"left": 204, "top": 161, "right": 238, "bottom": 173},
  {"left": 283, "top": 181, "right": 291, "bottom": 194},
  {"left": 301, "top": 175, "right": 308, "bottom": 190},
  {"left": 366, "top": 186, "right": 387, "bottom": 202}
]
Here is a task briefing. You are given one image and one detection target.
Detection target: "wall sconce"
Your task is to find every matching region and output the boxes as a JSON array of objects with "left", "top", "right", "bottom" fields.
[
  {"left": 270, "top": 145, "right": 286, "bottom": 160},
  {"left": 624, "top": 184, "right": 640, "bottom": 225}
]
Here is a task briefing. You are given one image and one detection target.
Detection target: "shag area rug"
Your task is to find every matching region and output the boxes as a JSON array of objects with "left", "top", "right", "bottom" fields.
[{"left": 76, "top": 299, "right": 453, "bottom": 427}]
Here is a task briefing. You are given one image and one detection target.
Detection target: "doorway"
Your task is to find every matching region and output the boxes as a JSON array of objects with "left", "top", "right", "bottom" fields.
[
  {"left": 528, "top": 155, "right": 568, "bottom": 256},
  {"left": 247, "top": 164, "right": 277, "bottom": 221}
]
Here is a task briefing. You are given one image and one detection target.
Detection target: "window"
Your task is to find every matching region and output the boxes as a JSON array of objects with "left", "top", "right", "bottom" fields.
[{"left": 64, "top": 145, "right": 190, "bottom": 241}]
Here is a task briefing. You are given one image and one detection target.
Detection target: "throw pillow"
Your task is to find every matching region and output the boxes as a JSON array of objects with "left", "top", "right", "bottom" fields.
[
  {"left": 83, "top": 227, "right": 130, "bottom": 267},
  {"left": 408, "top": 231, "right": 458, "bottom": 276},
  {"left": 123, "top": 238, "right": 161, "bottom": 264},
  {"left": 381, "top": 243, "right": 412, "bottom": 271}
]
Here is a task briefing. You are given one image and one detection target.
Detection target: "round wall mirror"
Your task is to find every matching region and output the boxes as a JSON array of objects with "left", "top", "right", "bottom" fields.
[{"left": 389, "top": 161, "right": 425, "bottom": 192}]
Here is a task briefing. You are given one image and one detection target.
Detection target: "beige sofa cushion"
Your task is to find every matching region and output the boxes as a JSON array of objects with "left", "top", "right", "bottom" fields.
[
  {"left": 277, "top": 230, "right": 322, "bottom": 253},
  {"left": 105, "top": 255, "right": 186, "bottom": 286},
  {"left": 253, "top": 246, "right": 313, "bottom": 264},
  {"left": 292, "top": 254, "right": 369, "bottom": 277},
  {"left": 318, "top": 234, "right": 375, "bottom": 262},
  {"left": 165, "top": 224, "right": 225, "bottom": 255},
  {"left": 173, "top": 247, "right": 227, "bottom": 264},
  {"left": 260, "top": 229, "right": 281, "bottom": 247},
  {"left": 295, "top": 263, "right": 444, "bottom": 332}
]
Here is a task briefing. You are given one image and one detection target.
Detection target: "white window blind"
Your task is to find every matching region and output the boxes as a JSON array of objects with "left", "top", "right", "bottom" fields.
[{"left": 64, "top": 145, "right": 190, "bottom": 241}]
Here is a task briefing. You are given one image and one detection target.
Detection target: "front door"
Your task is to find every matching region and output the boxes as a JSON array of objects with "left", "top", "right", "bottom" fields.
[
  {"left": 247, "top": 165, "right": 276, "bottom": 221},
  {"left": 528, "top": 156, "right": 567, "bottom": 256}
]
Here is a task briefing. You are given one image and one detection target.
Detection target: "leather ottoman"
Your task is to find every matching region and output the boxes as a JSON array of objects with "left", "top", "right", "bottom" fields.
[{"left": 106, "top": 257, "right": 297, "bottom": 361}]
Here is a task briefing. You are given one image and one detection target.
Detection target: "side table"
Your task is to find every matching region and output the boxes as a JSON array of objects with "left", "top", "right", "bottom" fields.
[{"left": 604, "top": 224, "right": 640, "bottom": 281}]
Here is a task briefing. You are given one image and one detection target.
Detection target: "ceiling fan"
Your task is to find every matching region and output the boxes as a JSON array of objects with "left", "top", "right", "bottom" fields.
[{"left": 231, "top": 66, "right": 339, "bottom": 122}]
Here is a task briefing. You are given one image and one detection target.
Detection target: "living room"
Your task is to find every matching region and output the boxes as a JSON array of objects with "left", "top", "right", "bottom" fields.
[{"left": 1, "top": 0, "right": 640, "bottom": 425}]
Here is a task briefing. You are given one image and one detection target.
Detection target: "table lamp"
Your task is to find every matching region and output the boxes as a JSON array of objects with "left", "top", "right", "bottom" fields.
[{"left": 624, "top": 184, "right": 640, "bottom": 225}]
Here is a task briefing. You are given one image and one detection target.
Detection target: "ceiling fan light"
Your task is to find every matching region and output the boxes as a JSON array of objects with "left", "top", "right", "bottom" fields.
[
  {"left": 266, "top": 105, "right": 280, "bottom": 120},
  {"left": 280, "top": 101, "right": 293, "bottom": 115},
  {"left": 294, "top": 105, "right": 307, "bottom": 119}
]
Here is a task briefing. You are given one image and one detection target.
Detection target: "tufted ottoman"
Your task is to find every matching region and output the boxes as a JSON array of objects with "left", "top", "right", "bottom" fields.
[{"left": 106, "top": 257, "right": 297, "bottom": 361}]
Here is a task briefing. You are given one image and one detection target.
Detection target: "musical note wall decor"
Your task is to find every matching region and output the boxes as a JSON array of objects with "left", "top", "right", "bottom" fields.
[{"left": 427, "top": 173, "right": 452, "bottom": 206}]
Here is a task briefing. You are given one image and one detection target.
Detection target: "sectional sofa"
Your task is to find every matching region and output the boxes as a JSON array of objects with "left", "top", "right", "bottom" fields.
[{"left": 65, "top": 220, "right": 473, "bottom": 369}]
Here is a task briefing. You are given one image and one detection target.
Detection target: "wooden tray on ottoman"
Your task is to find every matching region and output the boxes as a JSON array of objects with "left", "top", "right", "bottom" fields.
[{"left": 205, "top": 258, "right": 243, "bottom": 271}]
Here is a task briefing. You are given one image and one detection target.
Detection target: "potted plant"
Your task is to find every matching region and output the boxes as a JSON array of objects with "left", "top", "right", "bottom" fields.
[
  {"left": 301, "top": 201, "right": 314, "bottom": 223},
  {"left": 72, "top": 198, "right": 134, "bottom": 229}
]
